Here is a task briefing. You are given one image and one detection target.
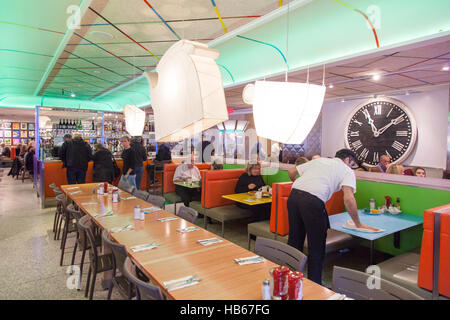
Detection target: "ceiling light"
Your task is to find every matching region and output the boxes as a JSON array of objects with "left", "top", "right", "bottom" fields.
[
  {"left": 123, "top": 105, "right": 145, "bottom": 136},
  {"left": 244, "top": 81, "right": 326, "bottom": 144},
  {"left": 372, "top": 74, "right": 381, "bottom": 81},
  {"left": 405, "top": 91, "right": 410, "bottom": 96},
  {"left": 70, "top": 93, "right": 76, "bottom": 98},
  {"left": 94, "top": 70, "right": 101, "bottom": 74},
  {"left": 341, "top": 99, "right": 345, "bottom": 103},
  {"left": 442, "top": 66, "right": 449, "bottom": 71},
  {"left": 146, "top": 40, "right": 228, "bottom": 142},
  {"left": 329, "top": 84, "right": 334, "bottom": 88}
]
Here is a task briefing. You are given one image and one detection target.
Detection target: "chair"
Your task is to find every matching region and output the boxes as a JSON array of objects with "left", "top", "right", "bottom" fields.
[
  {"left": 77, "top": 215, "right": 114, "bottom": 300},
  {"left": 177, "top": 206, "right": 198, "bottom": 224},
  {"left": 55, "top": 194, "right": 68, "bottom": 241},
  {"left": 332, "top": 266, "right": 424, "bottom": 300},
  {"left": 123, "top": 257, "right": 165, "bottom": 300},
  {"left": 133, "top": 189, "right": 149, "bottom": 201},
  {"left": 52, "top": 192, "right": 65, "bottom": 235},
  {"left": 59, "top": 202, "right": 78, "bottom": 266},
  {"left": 254, "top": 237, "right": 307, "bottom": 272},
  {"left": 146, "top": 194, "right": 166, "bottom": 209},
  {"left": 118, "top": 179, "right": 135, "bottom": 194},
  {"left": 102, "top": 230, "right": 135, "bottom": 300}
]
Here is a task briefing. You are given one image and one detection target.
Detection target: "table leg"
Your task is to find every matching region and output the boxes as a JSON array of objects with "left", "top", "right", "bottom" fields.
[
  {"left": 394, "top": 231, "right": 400, "bottom": 249},
  {"left": 369, "top": 240, "right": 374, "bottom": 265}
]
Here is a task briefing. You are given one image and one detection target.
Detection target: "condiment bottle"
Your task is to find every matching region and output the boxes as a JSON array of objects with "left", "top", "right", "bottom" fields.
[
  {"left": 369, "top": 198, "right": 376, "bottom": 210},
  {"left": 112, "top": 187, "right": 119, "bottom": 203},
  {"left": 134, "top": 205, "right": 141, "bottom": 220},
  {"left": 103, "top": 182, "right": 108, "bottom": 194},
  {"left": 270, "top": 266, "right": 289, "bottom": 299},
  {"left": 261, "top": 279, "right": 271, "bottom": 300}
]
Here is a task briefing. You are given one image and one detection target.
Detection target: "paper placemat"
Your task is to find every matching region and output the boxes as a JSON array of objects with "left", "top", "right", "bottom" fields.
[
  {"left": 121, "top": 196, "right": 137, "bottom": 200},
  {"left": 110, "top": 224, "right": 134, "bottom": 233},
  {"left": 177, "top": 226, "right": 200, "bottom": 233},
  {"left": 158, "top": 217, "right": 178, "bottom": 222},
  {"left": 130, "top": 243, "right": 162, "bottom": 253},
  {"left": 197, "top": 238, "right": 223, "bottom": 246},
  {"left": 163, "top": 275, "right": 202, "bottom": 292},
  {"left": 69, "top": 190, "right": 82, "bottom": 195},
  {"left": 234, "top": 256, "right": 264, "bottom": 265},
  {"left": 94, "top": 210, "right": 114, "bottom": 218},
  {"left": 142, "top": 206, "right": 162, "bottom": 214},
  {"left": 81, "top": 202, "right": 99, "bottom": 205}
]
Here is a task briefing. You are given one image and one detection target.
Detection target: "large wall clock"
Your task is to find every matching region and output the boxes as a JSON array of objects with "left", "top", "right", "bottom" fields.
[{"left": 344, "top": 97, "right": 417, "bottom": 166}]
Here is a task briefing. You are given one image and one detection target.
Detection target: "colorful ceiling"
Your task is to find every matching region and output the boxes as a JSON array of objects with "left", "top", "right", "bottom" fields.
[{"left": 0, "top": 0, "right": 449, "bottom": 112}]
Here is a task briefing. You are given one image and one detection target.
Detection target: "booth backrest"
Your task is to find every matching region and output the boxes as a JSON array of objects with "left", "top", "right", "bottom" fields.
[
  {"left": 163, "top": 163, "right": 211, "bottom": 194},
  {"left": 418, "top": 204, "right": 450, "bottom": 298},
  {"left": 269, "top": 183, "right": 345, "bottom": 236},
  {"left": 201, "top": 169, "right": 245, "bottom": 209}
]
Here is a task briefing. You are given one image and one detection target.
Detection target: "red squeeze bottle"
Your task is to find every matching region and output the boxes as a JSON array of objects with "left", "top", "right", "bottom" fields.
[
  {"left": 288, "top": 271, "right": 304, "bottom": 300},
  {"left": 273, "top": 266, "right": 290, "bottom": 299},
  {"left": 104, "top": 182, "right": 108, "bottom": 193}
]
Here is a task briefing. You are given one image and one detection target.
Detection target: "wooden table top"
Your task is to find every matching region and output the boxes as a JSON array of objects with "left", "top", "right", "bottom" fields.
[
  {"left": 174, "top": 181, "right": 201, "bottom": 189},
  {"left": 222, "top": 192, "right": 273, "bottom": 206},
  {"left": 61, "top": 183, "right": 334, "bottom": 300}
]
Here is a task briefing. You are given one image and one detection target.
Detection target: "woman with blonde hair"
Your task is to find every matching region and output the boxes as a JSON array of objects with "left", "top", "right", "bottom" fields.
[
  {"left": 235, "top": 162, "right": 270, "bottom": 221},
  {"left": 387, "top": 164, "right": 404, "bottom": 175}
]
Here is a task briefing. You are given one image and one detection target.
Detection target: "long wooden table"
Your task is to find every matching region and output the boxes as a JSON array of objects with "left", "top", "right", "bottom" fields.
[{"left": 61, "top": 183, "right": 335, "bottom": 300}]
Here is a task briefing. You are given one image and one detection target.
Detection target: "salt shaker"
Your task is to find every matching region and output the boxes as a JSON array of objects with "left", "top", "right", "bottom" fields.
[
  {"left": 369, "top": 198, "right": 376, "bottom": 210},
  {"left": 134, "top": 205, "right": 141, "bottom": 220},
  {"left": 261, "top": 279, "right": 271, "bottom": 300}
]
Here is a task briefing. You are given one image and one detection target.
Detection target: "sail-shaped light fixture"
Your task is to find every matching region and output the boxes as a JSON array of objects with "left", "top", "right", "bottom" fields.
[
  {"left": 146, "top": 40, "right": 228, "bottom": 142},
  {"left": 123, "top": 105, "right": 145, "bottom": 136}
]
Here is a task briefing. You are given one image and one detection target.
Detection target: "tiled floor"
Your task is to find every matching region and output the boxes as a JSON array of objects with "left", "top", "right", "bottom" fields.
[{"left": 0, "top": 172, "right": 391, "bottom": 299}]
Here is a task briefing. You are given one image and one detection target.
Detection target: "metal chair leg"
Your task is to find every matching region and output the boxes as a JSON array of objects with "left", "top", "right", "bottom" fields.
[
  {"left": 89, "top": 271, "right": 97, "bottom": 300},
  {"left": 85, "top": 267, "right": 92, "bottom": 298},
  {"left": 221, "top": 222, "right": 225, "bottom": 238},
  {"left": 107, "top": 281, "right": 114, "bottom": 300}
]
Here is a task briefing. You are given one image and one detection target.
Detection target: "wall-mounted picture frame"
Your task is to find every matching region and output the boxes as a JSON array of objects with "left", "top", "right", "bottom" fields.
[
  {"left": 4, "top": 130, "right": 11, "bottom": 137},
  {"left": 0, "top": 130, "right": 3, "bottom": 138},
  {"left": 20, "top": 123, "right": 27, "bottom": 130},
  {"left": 12, "top": 130, "right": 20, "bottom": 138},
  {"left": 20, "top": 138, "right": 28, "bottom": 144},
  {"left": 20, "top": 131, "right": 27, "bottom": 138},
  {"left": 12, "top": 123, "right": 19, "bottom": 130},
  {"left": 5, "top": 138, "right": 11, "bottom": 145},
  {"left": 28, "top": 123, "right": 35, "bottom": 131},
  {"left": 12, "top": 138, "right": 20, "bottom": 145},
  {"left": 28, "top": 130, "right": 35, "bottom": 138},
  {"left": 4, "top": 122, "right": 11, "bottom": 129}
]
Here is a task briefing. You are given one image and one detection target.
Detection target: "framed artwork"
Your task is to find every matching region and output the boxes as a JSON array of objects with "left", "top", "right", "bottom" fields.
[
  {"left": 28, "top": 130, "right": 35, "bottom": 138},
  {"left": 20, "top": 123, "right": 27, "bottom": 130},
  {"left": 12, "top": 130, "right": 20, "bottom": 138},
  {"left": 12, "top": 123, "right": 19, "bottom": 130},
  {"left": 20, "top": 131, "right": 27, "bottom": 138},
  {"left": 0, "top": 130, "right": 3, "bottom": 138},
  {"left": 20, "top": 138, "right": 28, "bottom": 144},
  {"left": 12, "top": 138, "right": 20, "bottom": 145},
  {"left": 5, "top": 138, "right": 11, "bottom": 145},
  {"left": 0, "top": 138, "right": 3, "bottom": 143},
  {"left": 4, "top": 122, "right": 11, "bottom": 129},
  {"left": 4, "top": 130, "right": 11, "bottom": 137},
  {"left": 28, "top": 123, "right": 35, "bottom": 131}
]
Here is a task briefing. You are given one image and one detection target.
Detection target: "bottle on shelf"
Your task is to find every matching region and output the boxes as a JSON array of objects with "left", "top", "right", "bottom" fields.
[{"left": 91, "top": 120, "right": 95, "bottom": 131}]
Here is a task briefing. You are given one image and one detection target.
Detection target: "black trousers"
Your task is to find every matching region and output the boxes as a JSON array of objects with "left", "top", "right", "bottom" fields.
[
  {"left": 175, "top": 185, "right": 201, "bottom": 207},
  {"left": 287, "top": 189, "right": 330, "bottom": 285},
  {"left": 66, "top": 167, "right": 87, "bottom": 185}
]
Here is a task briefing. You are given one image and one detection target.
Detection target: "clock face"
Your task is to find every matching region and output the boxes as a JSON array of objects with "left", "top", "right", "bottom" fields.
[{"left": 344, "top": 98, "right": 417, "bottom": 166}]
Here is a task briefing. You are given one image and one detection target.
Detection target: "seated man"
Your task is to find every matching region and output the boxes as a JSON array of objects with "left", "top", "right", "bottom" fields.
[
  {"left": 376, "top": 155, "right": 391, "bottom": 173},
  {"left": 173, "top": 152, "right": 201, "bottom": 207}
]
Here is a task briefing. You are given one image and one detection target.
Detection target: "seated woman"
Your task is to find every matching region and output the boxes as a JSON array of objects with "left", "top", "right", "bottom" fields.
[
  {"left": 235, "top": 162, "right": 270, "bottom": 222},
  {"left": 174, "top": 152, "right": 201, "bottom": 207},
  {"left": 387, "top": 164, "right": 404, "bottom": 175},
  {"left": 412, "top": 167, "right": 426, "bottom": 177},
  {"left": 24, "top": 146, "right": 35, "bottom": 175}
]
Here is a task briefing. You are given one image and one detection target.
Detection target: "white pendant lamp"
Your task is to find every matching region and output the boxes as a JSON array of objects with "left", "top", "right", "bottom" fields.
[
  {"left": 146, "top": 40, "right": 228, "bottom": 142},
  {"left": 38, "top": 116, "right": 52, "bottom": 129},
  {"left": 123, "top": 104, "right": 145, "bottom": 136},
  {"left": 243, "top": 80, "right": 326, "bottom": 144}
]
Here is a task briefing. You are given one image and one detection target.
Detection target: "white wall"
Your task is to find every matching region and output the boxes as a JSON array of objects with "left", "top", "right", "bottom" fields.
[{"left": 321, "top": 88, "right": 449, "bottom": 169}]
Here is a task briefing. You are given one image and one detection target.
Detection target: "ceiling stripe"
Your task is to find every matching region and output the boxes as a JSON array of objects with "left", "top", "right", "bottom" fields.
[
  {"left": 211, "top": 0, "right": 228, "bottom": 33},
  {"left": 88, "top": 6, "right": 161, "bottom": 61},
  {"left": 0, "top": 49, "right": 53, "bottom": 57},
  {"left": 142, "top": 0, "right": 181, "bottom": 40}
]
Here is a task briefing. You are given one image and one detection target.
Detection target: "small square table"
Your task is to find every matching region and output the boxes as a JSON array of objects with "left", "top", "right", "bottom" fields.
[
  {"left": 329, "top": 210, "right": 423, "bottom": 265},
  {"left": 222, "top": 192, "right": 272, "bottom": 206},
  {"left": 174, "top": 181, "right": 201, "bottom": 189}
]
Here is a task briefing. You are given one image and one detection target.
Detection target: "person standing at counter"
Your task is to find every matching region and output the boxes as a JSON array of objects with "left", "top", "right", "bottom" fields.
[
  {"left": 58, "top": 134, "right": 72, "bottom": 167},
  {"left": 92, "top": 144, "right": 114, "bottom": 184},
  {"left": 286, "top": 148, "right": 380, "bottom": 285},
  {"left": 60, "top": 133, "right": 92, "bottom": 185},
  {"left": 376, "top": 155, "right": 391, "bottom": 173},
  {"left": 120, "top": 136, "right": 138, "bottom": 188},
  {"left": 131, "top": 137, "right": 147, "bottom": 189}
]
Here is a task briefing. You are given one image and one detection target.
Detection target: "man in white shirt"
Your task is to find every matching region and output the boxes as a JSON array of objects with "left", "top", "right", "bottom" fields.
[
  {"left": 174, "top": 152, "right": 201, "bottom": 207},
  {"left": 287, "top": 149, "right": 380, "bottom": 285}
]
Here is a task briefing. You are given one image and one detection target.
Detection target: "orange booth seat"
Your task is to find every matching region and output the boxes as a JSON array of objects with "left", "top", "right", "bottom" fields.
[
  {"left": 162, "top": 163, "right": 211, "bottom": 213},
  {"left": 42, "top": 160, "right": 149, "bottom": 199},
  {"left": 377, "top": 204, "right": 450, "bottom": 300},
  {"left": 269, "top": 182, "right": 345, "bottom": 236},
  {"left": 188, "top": 169, "right": 253, "bottom": 237}
]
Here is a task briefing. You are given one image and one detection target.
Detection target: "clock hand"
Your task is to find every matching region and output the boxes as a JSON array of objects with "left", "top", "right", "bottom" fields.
[
  {"left": 378, "top": 117, "right": 400, "bottom": 135},
  {"left": 363, "top": 109, "right": 378, "bottom": 136}
]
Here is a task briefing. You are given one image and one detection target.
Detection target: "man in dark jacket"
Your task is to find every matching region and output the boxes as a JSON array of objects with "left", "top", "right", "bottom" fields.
[
  {"left": 131, "top": 136, "right": 147, "bottom": 189},
  {"left": 61, "top": 133, "right": 92, "bottom": 184},
  {"left": 93, "top": 144, "right": 114, "bottom": 183},
  {"left": 58, "top": 134, "right": 72, "bottom": 167},
  {"left": 148, "top": 143, "right": 172, "bottom": 185}
]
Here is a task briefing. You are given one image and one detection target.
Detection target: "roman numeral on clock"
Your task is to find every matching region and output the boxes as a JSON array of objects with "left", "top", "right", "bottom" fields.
[
  {"left": 373, "top": 152, "right": 379, "bottom": 163},
  {"left": 362, "top": 109, "right": 370, "bottom": 119},
  {"left": 350, "top": 131, "right": 359, "bottom": 137},
  {"left": 397, "top": 131, "right": 408, "bottom": 137},
  {"left": 392, "top": 141, "right": 405, "bottom": 152},
  {"left": 360, "top": 148, "right": 369, "bottom": 160},
  {"left": 353, "top": 119, "right": 363, "bottom": 126},
  {"left": 374, "top": 105, "right": 382, "bottom": 115},
  {"left": 352, "top": 140, "right": 363, "bottom": 151}
]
